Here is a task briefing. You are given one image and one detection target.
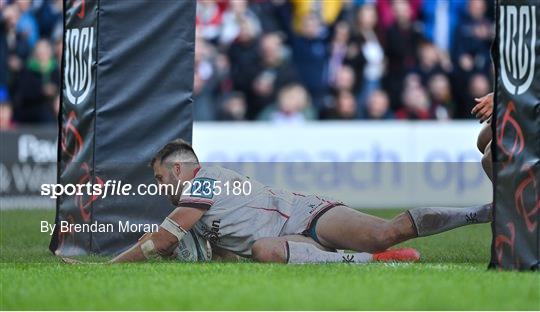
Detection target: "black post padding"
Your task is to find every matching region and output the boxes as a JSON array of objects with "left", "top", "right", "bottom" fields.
[
  {"left": 51, "top": 0, "right": 195, "bottom": 256},
  {"left": 490, "top": 0, "right": 539, "bottom": 270}
]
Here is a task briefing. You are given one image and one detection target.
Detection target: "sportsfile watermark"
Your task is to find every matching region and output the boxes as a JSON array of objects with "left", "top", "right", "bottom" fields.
[
  {"left": 28, "top": 162, "right": 494, "bottom": 208},
  {"left": 40, "top": 179, "right": 253, "bottom": 199},
  {"left": 2, "top": 162, "right": 494, "bottom": 210}
]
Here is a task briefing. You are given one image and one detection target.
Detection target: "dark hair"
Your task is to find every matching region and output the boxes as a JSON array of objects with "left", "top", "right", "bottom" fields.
[{"left": 150, "top": 138, "right": 198, "bottom": 167}]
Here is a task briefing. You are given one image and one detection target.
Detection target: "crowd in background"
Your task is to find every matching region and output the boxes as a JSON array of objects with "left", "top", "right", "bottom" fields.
[
  {"left": 0, "top": 0, "right": 495, "bottom": 127},
  {"left": 1, "top": 0, "right": 62, "bottom": 128}
]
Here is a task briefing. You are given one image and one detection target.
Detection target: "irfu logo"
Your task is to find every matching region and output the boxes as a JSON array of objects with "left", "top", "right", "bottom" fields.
[
  {"left": 64, "top": 27, "right": 94, "bottom": 105},
  {"left": 499, "top": 5, "right": 536, "bottom": 95}
]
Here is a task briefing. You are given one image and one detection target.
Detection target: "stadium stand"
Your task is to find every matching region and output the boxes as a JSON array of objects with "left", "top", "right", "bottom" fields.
[{"left": 0, "top": 0, "right": 495, "bottom": 126}]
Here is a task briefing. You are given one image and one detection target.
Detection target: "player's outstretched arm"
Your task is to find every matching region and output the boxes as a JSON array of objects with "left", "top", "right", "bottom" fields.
[
  {"left": 471, "top": 92, "right": 493, "bottom": 123},
  {"left": 110, "top": 207, "right": 205, "bottom": 263}
]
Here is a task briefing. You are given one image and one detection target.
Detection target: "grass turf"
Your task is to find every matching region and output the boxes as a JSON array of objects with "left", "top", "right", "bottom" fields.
[{"left": 1, "top": 209, "right": 539, "bottom": 310}]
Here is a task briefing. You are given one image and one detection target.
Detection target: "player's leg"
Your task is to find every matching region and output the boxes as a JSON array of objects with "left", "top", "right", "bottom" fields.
[
  {"left": 481, "top": 141, "right": 493, "bottom": 181},
  {"left": 251, "top": 235, "right": 340, "bottom": 263},
  {"left": 314, "top": 204, "right": 492, "bottom": 253},
  {"left": 252, "top": 235, "right": 330, "bottom": 262},
  {"left": 406, "top": 124, "right": 492, "bottom": 240},
  {"left": 477, "top": 122, "right": 493, "bottom": 181},
  {"left": 314, "top": 206, "right": 414, "bottom": 252},
  {"left": 251, "top": 235, "right": 416, "bottom": 264},
  {"left": 477, "top": 122, "right": 492, "bottom": 154}
]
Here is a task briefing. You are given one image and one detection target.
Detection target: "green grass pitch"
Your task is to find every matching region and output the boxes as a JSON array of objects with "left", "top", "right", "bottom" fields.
[{"left": 1, "top": 209, "right": 538, "bottom": 310}]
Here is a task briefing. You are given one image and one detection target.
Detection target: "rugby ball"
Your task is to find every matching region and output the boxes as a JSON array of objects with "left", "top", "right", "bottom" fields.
[{"left": 173, "top": 229, "right": 212, "bottom": 262}]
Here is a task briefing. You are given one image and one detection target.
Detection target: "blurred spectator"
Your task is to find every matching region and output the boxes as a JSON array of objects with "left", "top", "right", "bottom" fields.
[
  {"left": 395, "top": 83, "right": 434, "bottom": 120},
  {"left": 421, "top": 0, "right": 466, "bottom": 52},
  {"left": 289, "top": 0, "right": 343, "bottom": 35},
  {"left": 469, "top": 74, "right": 491, "bottom": 100},
  {"left": 453, "top": 0, "right": 493, "bottom": 118},
  {"left": 258, "top": 84, "right": 316, "bottom": 123},
  {"left": 377, "top": 0, "right": 422, "bottom": 30},
  {"left": 365, "top": 89, "right": 393, "bottom": 120},
  {"left": 220, "top": 0, "right": 261, "bottom": 46},
  {"left": 466, "top": 73, "right": 491, "bottom": 119},
  {"left": 196, "top": 0, "right": 227, "bottom": 43},
  {"left": 327, "top": 21, "right": 351, "bottom": 88},
  {"left": 332, "top": 65, "right": 356, "bottom": 94},
  {"left": 454, "top": 0, "right": 493, "bottom": 75},
  {"left": 0, "top": 103, "right": 15, "bottom": 130},
  {"left": 13, "top": 39, "right": 59, "bottom": 123},
  {"left": 15, "top": 0, "right": 40, "bottom": 49},
  {"left": 322, "top": 64, "right": 356, "bottom": 117},
  {"left": 323, "top": 90, "right": 358, "bottom": 120},
  {"left": 52, "top": 26, "right": 62, "bottom": 65},
  {"left": 0, "top": 6, "right": 8, "bottom": 87},
  {"left": 428, "top": 74, "right": 454, "bottom": 120},
  {"left": 34, "top": 0, "right": 63, "bottom": 39},
  {"left": 193, "top": 38, "right": 227, "bottom": 121},
  {"left": 276, "top": 1, "right": 330, "bottom": 109},
  {"left": 414, "top": 41, "right": 452, "bottom": 85},
  {"left": 248, "top": 0, "right": 282, "bottom": 33},
  {"left": 0, "top": 85, "right": 7, "bottom": 102},
  {"left": 383, "top": 0, "right": 423, "bottom": 110},
  {"left": 2, "top": 4, "right": 32, "bottom": 78},
  {"left": 349, "top": 3, "right": 385, "bottom": 113},
  {"left": 227, "top": 14, "right": 261, "bottom": 111},
  {"left": 0, "top": 85, "right": 16, "bottom": 129},
  {"left": 219, "top": 92, "right": 247, "bottom": 121},
  {"left": 250, "top": 32, "right": 298, "bottom": 119}
]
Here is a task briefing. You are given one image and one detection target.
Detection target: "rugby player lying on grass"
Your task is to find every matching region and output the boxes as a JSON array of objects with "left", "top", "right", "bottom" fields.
[{"left": 103, "top": 135, "right": 492, "bottom": 265}]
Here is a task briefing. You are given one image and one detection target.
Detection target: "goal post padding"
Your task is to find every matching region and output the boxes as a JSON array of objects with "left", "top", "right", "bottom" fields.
[
  {"left": 490, "top": 0, "right": 539, "bottom": 270},
  {"left": 50, "top": 0, "right": 195, "bottom": 256}
]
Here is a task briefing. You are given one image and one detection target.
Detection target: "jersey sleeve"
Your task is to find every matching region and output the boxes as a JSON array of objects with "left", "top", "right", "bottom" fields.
[
  {"left": 178, "top": 197, "right": 214, "bottom": 210},
  {"left": 178, "top": 175, "right": 216, "bottom": 210}
]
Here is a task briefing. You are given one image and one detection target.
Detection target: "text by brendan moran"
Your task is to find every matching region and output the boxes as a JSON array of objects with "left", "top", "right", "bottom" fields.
[{"left": 41, "top": 221, "right": 159, "bottom": 236}]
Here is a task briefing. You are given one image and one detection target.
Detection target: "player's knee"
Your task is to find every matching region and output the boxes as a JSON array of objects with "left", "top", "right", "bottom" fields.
[{"left": 251, "top": 239, "right": 286, "bottom": 263}]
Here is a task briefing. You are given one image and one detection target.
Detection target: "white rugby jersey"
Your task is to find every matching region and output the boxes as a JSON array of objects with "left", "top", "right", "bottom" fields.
[{"left": 177, "top": 166, "right": 304, "bottom": 257}]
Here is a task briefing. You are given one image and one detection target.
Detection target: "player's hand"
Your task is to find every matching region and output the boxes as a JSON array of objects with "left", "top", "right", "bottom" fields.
[{"left": 471, "top": 92, "right": 493, "bottom": 123}]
